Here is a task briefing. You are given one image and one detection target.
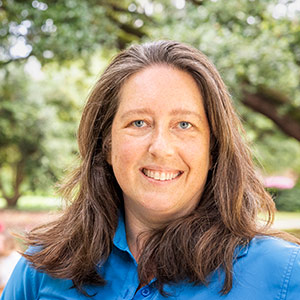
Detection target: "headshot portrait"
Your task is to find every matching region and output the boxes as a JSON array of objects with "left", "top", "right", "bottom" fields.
[{"left": 1, "top": 40, "right": 300, "bottom": 300}]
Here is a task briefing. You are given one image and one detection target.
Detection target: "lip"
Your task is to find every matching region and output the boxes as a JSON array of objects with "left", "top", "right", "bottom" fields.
[
  {"left": 140, "top": 166, "right": 184, "bottom": 183},
  {"left": 140, "top": 166, "right": 183, "bottom": 173}
]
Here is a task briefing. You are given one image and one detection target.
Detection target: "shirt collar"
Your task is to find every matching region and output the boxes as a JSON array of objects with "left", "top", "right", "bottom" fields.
[
  {"left": 235, "top": 242, "right": 249, "bottom": 258},
  {"left": 113, "top": 210, "right": 130, "bottom": 252},
  {"left": 112, "top": 211, "right": 249, "bottom": 259}
]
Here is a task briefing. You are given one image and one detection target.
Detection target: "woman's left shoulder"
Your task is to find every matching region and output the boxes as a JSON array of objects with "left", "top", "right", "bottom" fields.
[
  {"left": 249, "top": 235, "right": 300, "bottom": 254},
  {"left": 246, "top": 235, "right": 300, "bottom": 267},
  {"left": 242, "top": 235, "right": 300, "bottom": 271},
  {"left": 235, "top": 235, "right": 300, "bottom": 300}
]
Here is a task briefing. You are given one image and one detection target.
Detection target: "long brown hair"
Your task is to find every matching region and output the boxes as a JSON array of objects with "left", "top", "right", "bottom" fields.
[{"left": 23, "top": 40, "right": 296, "bottom": 296}]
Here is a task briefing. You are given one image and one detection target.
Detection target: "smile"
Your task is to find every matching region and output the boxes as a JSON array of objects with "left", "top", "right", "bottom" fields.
[{"left": 142, "top": 168, "right": 183, "bottom": 181}]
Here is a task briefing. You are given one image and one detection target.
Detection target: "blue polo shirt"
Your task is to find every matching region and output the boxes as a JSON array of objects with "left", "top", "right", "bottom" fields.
[{"left": 1, "top": 213, "right": 300, "bottom": 299}]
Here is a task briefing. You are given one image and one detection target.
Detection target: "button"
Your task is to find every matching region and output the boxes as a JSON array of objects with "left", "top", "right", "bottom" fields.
[{"left": 141, "top": 287, "right": 151, "bottom": 297}]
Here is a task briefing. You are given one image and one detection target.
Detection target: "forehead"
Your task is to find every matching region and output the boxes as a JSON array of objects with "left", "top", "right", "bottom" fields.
[{"left": 117, "top": 65, "right": 204, "bottom": 113}]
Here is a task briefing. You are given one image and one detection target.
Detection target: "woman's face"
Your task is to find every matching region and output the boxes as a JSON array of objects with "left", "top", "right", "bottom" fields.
[{"left": 109, "top": 65, "right": 211, "bottom": 223}]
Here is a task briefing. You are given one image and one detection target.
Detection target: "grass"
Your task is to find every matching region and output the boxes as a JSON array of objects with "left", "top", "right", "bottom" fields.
[
  {"left": 0, "top": 196, "right": 62, "bottom": 211},
  {"left": 274, "top": 211, "right": 300, "bottom": 238},
  {"left": 285, "top": 229, "right": 300, "bottom": 239},
  {"left": 274, "top": 211, "right": 300, "bottom": 220}
]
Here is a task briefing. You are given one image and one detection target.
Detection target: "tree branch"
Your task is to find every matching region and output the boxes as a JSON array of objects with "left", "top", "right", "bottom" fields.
[
  {"left": 187, "top": 0, "right": 205, "bottom": 6},
  {"left": 242, "top": 90, "right": 300, "bottom": 142},
  {"left": 107, "top": 14, "right": 146, "bottom": 38},
  {"left": 105, "top": 1, "right": 153, "bottom": 22},
  {"left": 0, "top": 55, "right": 32, "bottom": 67}
]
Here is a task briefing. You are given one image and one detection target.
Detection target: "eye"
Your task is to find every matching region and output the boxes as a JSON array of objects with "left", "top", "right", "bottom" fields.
[
  {"left": 132, "top": 120, "right": 145, "bottom": 128},
  {"left": 178, "top": 121, "right": 192, "bottom": 129}
]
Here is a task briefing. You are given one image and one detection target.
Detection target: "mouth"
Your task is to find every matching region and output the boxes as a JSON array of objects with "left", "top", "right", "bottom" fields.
[{"left": 141, "top": 168, "right": 183, "bottom": 181}]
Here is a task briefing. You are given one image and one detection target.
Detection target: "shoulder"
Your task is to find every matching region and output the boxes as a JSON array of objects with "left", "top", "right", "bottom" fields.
[
  {"left": 247, "top": 236, "right": 300, "bottom": 261},
  {"left": 0, "top": 255, "right": 38, "bottom": 300},
  {"left": 0, "top": 251, "right": 21, "bottom": 286},
  {"left": 233, "top": 236, "right": 300, "bottom": 300},
  {"left": 249, "top": 235, "right": 300, "bottom": 253},
  {"left": 242, "top": 235, "right": 300, "bottom": 267},
  {"left": 245, "top": 236, "right": 300, "bottom": 271},
  {"left": 1, "top": 255, "right": 83, "bottom": 300}
]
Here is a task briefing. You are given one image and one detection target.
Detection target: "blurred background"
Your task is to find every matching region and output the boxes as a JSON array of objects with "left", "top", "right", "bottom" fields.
[{"left": 0, "top": 0, "right": 300, "bottom": 288}]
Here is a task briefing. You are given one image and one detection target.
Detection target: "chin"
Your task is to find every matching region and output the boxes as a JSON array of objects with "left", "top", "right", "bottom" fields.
[{"left": 146, "top": 206, "right": 186, "bottom": 220}]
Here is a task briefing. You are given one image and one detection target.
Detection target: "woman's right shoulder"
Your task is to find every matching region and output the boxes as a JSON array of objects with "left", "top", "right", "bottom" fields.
[
  {"left": 0, "top": 255, "right": 39, "bottom": 300},
  {"left": 1, "top": 252, "right": 90, "bottom": 300}
]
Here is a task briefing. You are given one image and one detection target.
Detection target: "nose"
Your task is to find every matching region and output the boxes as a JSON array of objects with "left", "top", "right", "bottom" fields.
[{"left": 148, "top": 127, "right": 175, "bottom": 158}]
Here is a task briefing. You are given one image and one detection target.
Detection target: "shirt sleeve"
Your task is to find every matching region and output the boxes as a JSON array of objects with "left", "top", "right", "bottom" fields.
[
  {"left": 286, "top": 247, "right": 300, "bottom": 300},
  {"left": 0, "top": 256, "right": 38, "bottom": 300}
]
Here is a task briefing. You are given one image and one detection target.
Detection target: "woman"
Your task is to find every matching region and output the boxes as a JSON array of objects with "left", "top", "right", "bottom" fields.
[{"left": 2, "top": 40, "right": 300, "bottom": 299}]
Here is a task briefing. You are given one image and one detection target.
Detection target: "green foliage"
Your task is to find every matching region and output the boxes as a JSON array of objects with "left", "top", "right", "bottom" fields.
[
  {"left": 0, "top": 0, "right": 149, "bottom": 65},
  {"left": 269, "top": 183, "right": 300, "bottom": 212},
  {"left": 0, "top": 50, "right": 108, "bottom": 206},
  {"left": 0, "top": 64, "right": 48, "bottom": 204},
  {"left": 244, "top": 110, "right": 300, "bottom": 174},
  {"left": 0, "top": 62, "right": 85, "bottom": 205},
  {"left": 147, "top": 0, "right": 300, "bottom": 103}
]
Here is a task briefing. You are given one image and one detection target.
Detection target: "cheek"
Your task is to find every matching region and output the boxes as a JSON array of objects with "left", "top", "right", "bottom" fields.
[
  {"left": 181, "top": 143, "right": 211, "bottom": 183},
  {"left": 184, "top": 139, "right": 210, "bottom": 164},
  {"left": 111, "top": 137, "right": 142, "bottom": 169},
  {"left": 111, "top": 137, "right": 145, "bottom": 193}
]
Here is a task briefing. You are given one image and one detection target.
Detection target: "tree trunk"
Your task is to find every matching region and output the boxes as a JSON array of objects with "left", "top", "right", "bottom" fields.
[
  {"left": 5, "top": 195, "right": 20, "bottom": 208},
  {"left": 0, "top": 159, "right": 25, "bottom": 208}
]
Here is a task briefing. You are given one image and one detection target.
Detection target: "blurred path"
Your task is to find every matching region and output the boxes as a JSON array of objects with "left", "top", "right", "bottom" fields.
[{"left": 0, "top": 209, "right": 60, "bottom": 234}]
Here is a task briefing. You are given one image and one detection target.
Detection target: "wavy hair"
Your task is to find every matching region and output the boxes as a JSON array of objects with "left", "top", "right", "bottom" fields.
[{"left": 24, "top": 40, "right": 290, "bottom": 296}]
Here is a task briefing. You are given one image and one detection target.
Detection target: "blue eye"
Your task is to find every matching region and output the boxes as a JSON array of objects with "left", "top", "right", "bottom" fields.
[
  {"left": 132, "top": 120, "right": 145, "bottom": 127},
  {"left": 179, "top": 121, "right": 191, "bottom": 129}
]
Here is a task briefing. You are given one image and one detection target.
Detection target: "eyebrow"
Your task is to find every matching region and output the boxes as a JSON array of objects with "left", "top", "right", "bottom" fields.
[
  {"left": 121, "top": 108, "right": 202, "bottom": 121},
  {"left": 120, "top": 108, "right": 154, "bottom": 120},
  {"left": 170, "top": 109, "right": 202, "bottom": 120}
]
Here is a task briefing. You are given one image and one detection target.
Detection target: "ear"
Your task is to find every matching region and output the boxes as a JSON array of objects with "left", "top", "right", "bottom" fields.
[
  {"left": 106, "top": 151, "right": 112, "bottom": 165},
  {"left": 103, "top": 136, "right": 112, "bottom": 165},
  {"left": 209, "top": 154, "right": 213, "bottom": 170}
]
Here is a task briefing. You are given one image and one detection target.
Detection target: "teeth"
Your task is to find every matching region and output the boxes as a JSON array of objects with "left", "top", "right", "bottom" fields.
[{"left": 143, "top": 169, "right": 181, "bottom": 181}]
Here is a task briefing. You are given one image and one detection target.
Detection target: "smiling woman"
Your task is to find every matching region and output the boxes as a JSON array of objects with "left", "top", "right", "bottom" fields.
[{"left": 1, "top": 41, "right": 300, "bottom": 300}]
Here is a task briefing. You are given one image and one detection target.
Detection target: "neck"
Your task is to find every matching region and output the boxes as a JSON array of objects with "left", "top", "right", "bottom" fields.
[
  {"left": 123, "top": 204, "right": 185, "bottom": 260},
  {"left": 124, "top": 206, "right": 152, "bottom": 260}
]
